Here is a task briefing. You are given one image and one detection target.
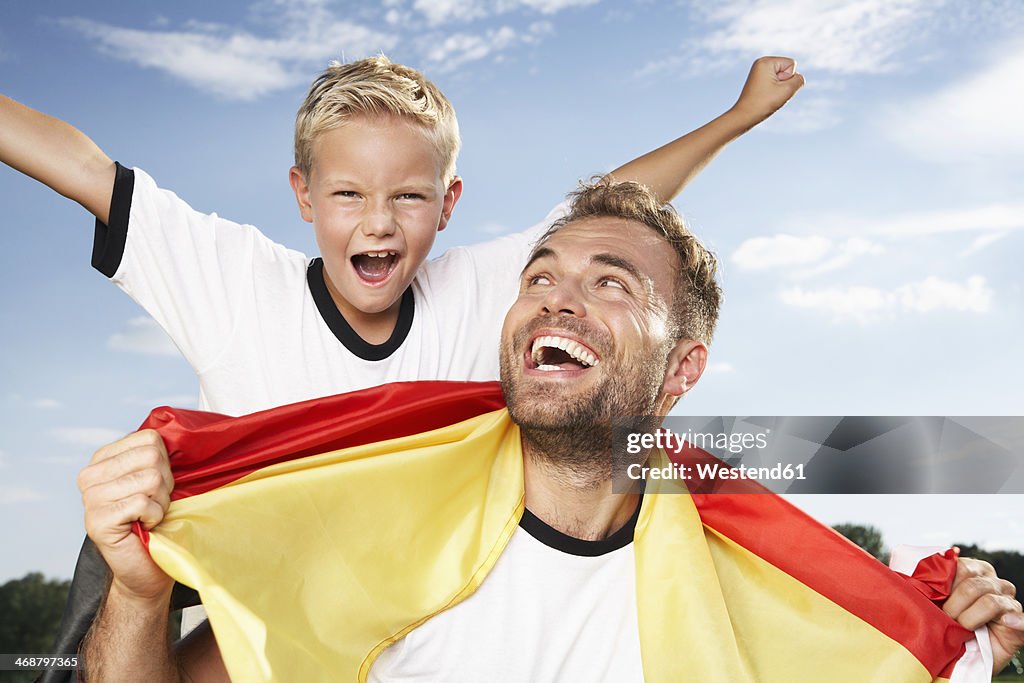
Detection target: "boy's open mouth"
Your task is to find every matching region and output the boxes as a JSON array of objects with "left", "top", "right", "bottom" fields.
[
  {"left": 351, "top": 251, "right": 399, "bottom": 285},
  {"left": 527, "top": 334, "right": 600, "bottom": 373}
]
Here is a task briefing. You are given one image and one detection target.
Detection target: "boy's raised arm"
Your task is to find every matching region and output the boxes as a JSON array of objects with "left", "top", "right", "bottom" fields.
[
  {"left": 0, "top": 94, "right": 116, "bottom": 224},
  {"left": 607, "top": 56, "right": 804, "bottom": 203}
]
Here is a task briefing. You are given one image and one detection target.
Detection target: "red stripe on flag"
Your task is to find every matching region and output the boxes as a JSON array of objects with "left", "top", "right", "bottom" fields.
[
  {"left": 663, "top": 445, "right": 971, "bottom": 678},
  {"left": 140, "top": 381, "right": 505, "bottom": 500}
]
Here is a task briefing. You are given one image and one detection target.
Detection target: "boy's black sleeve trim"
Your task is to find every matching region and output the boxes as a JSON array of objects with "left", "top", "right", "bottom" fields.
[{"left": 91, "top": 162, "right": 135, "bottom": 278}]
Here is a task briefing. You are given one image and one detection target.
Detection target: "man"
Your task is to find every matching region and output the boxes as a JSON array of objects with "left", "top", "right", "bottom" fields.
[{"left": 78, "top": 180, "right": 1023, "bottom": 681}]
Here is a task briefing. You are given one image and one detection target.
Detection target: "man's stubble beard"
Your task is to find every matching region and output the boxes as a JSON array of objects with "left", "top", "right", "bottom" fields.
[{"left": 500, "top": 329, "right": 667, "bottom": 489}]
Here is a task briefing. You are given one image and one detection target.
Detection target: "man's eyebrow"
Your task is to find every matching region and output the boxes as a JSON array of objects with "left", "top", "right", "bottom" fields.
[
  {"left": 522, "top": 246, "right": 557, "bottom": 274},
  {"left": 521, "top": 248, "right": 648, "bottom": 286},
  {"left": 591, "top": 253, "right": 644, "bottom": 284}
]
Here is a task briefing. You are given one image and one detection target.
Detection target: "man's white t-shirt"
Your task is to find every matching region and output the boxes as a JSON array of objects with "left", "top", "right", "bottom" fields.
[
  {"left": 93, "top": 164, "right": 559, "bottom": 416},
  {"left": 368, "top": 507, "right": 645, "bottom": 682}
]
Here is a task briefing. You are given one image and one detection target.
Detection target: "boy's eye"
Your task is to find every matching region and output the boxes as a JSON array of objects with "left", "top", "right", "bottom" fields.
[
  {"left": 397, "top": 193, "right": 425, "bottom": 201},
  {"left": 334, "top": 190, "right": 359, "bottom": 198}
]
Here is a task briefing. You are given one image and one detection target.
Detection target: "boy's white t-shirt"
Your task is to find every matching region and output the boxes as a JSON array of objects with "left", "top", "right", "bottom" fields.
[
  {"left": 92, "top": 164, "right": 562, "bottom": 634},
  {"left": 93, "top": 164, "right": 560, "bottom": 416}
]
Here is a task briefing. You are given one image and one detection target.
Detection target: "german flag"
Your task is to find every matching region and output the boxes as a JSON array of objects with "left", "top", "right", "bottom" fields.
[{"left": 137, "top": 381, "right": 975, "bottom": 682}]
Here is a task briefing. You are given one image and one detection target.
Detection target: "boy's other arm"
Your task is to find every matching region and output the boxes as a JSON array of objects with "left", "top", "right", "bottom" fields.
[
  {"left": 606, "top": 56, "right": 804, "bottom": 203},
  {"left": 0, "top": 94, "right": 116, "bottom": 224}
]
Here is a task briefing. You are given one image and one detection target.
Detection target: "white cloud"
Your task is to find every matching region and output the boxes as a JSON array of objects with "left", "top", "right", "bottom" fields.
[
  {"left": 426, "top": 26, "right": 521, "bottom": 71},
  {"left": 867, "top": 204, "right": 1024, "bottom": 238},
  {"left": 732, "top": 233, "right": 883, "bottom": 277},
  {"left": 107, "top": 317, "right": 180, "bottom": 357},
  {"left": 52, "top": 427, "right": 126, "bottom": 449},
  {"left": 795, "top": 238, "right": 885, "bottom": 279},
  {"left": 414, "top": 0, "right": 482, "bottom": 24},
  {"left": 732, "top": 234, "right": 832, "bottom": 270},
  {"left": 60, "top": 2, "right": 570, "bottom": 98},
  {"left": 693, "top": 0, "right": 934, "bottom": 74},
  {"left": 412, "top": 0, "right": 597, "bottom": 25},
  {"left": 884, "top": 43, "right": 1024, "bottom": 162},
  {"left": 519, "top": 0, "right": 599, "bottom": 14},
  {"left": 894, "top": 275, "right": 992, "bottom": 314},
  {"left": 962, "top": 231, "right": 1011, "bottom": 257},
  {"left": 0, "top": 486, "right": 46, "bottom": 504},
  {"left": 59, "top": 13, "right": 397, "bottom": 100},
  {"left": 781, "top": 275, "right": 993, "bottom": 323},
  {"left": 29, "top": 398, "right": 63, "bottom": 410},
  {"left": 780, "top": 284, "right": 891, "bottom": 323},
  {"left": 774, "top": 204, "right": 1024, "bottom": 259},
  {"left": 384, "top": 9, "right": 408, "bottom": 24},
  {"left": 639, "top": 0, "right": 935, "bottom": 79},
  {"left": 423, "top": 22, "right": 551, "bottom": 71}
]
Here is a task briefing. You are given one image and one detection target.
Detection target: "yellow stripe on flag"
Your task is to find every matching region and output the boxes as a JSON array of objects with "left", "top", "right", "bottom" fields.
[{"left": 150, "top": 409, "right": 524, "bottom": 682}]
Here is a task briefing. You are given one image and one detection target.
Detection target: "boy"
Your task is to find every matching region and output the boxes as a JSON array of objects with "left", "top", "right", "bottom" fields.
[{"left": 0, "top": 56, "right": 803, "bottom": 419}]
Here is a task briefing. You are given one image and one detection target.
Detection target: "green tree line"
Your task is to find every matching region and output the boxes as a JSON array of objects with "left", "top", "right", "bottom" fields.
[
  {"left": 834, "top": 524, "right": 1023, "bottom": 679},
  {"left": 0, "top": 573, "right": 69, "bottom": 683}
]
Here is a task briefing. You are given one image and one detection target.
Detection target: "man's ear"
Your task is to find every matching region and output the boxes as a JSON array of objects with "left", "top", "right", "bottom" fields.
[
  {"left": 289, "top": 166, "right": 314, "bottom": 223},
  {"left": 656, "top": 339, "right": 708, "bottom": 415},
  {"left": 437, "top": 176, "right": 463, "bottom": 232}
]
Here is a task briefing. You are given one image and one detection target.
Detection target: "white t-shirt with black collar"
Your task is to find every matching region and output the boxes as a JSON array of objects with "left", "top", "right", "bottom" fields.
[
  {"left": 368, "top": 505, "right": 645, "bottom": 682},
  {"left": 93, "top": 164, "right": 559, "bottom": 416}
]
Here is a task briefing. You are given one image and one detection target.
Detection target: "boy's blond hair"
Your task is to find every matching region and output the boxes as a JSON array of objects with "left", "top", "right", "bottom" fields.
[{"left": 294, "top": 56, "right": 460, "bottom": 183}]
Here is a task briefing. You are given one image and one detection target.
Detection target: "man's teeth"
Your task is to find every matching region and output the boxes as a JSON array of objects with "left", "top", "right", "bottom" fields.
[
  {"left": 530, "top": 335, "right": 599, "bottom": 368},
  {"left": 363, "top": 251, "right": 396, "bottom": 258}
]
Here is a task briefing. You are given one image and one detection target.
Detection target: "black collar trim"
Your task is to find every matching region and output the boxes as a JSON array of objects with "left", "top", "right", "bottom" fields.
[
  {"left": 519, "top": 493, "right": 642, "bottom": 557},
  {"left": 305, "top": 257, "right": 415, "bottom": 361}
]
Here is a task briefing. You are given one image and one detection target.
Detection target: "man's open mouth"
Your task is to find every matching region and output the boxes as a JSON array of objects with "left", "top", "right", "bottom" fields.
[
  {"left": 351, "top": 251, "right": 399, "bottom": 285},
  {"left": 528, "top": 334, "right": 600, "bottom": 372}
]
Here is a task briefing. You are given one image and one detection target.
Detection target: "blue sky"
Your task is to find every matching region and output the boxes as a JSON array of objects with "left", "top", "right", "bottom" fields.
[{"left": 1, "top": 0, "right": 1022, "bottom": 581}]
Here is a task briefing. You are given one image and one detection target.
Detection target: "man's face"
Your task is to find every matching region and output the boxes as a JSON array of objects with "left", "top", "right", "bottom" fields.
[
  {"left": 500, "top": 217, "right": 681, "bottom": 431},
  {"left": 290, "top": 115, "right": 462, "bottom": 319}
]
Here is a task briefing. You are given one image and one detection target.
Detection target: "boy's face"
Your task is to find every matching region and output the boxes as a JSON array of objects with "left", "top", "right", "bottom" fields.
[{"left": 290, "top": 115, "right": 462, "bottom": 319}]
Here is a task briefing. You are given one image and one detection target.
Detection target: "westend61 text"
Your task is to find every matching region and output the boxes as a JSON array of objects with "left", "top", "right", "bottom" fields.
[{"left": 627, "top": 462, "right": 807, "bottom": 482}]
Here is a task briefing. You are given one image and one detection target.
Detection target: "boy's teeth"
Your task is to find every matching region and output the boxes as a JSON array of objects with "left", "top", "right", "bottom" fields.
[{"left": 352, "top": 251, "right": 397, "bottom": 282}]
